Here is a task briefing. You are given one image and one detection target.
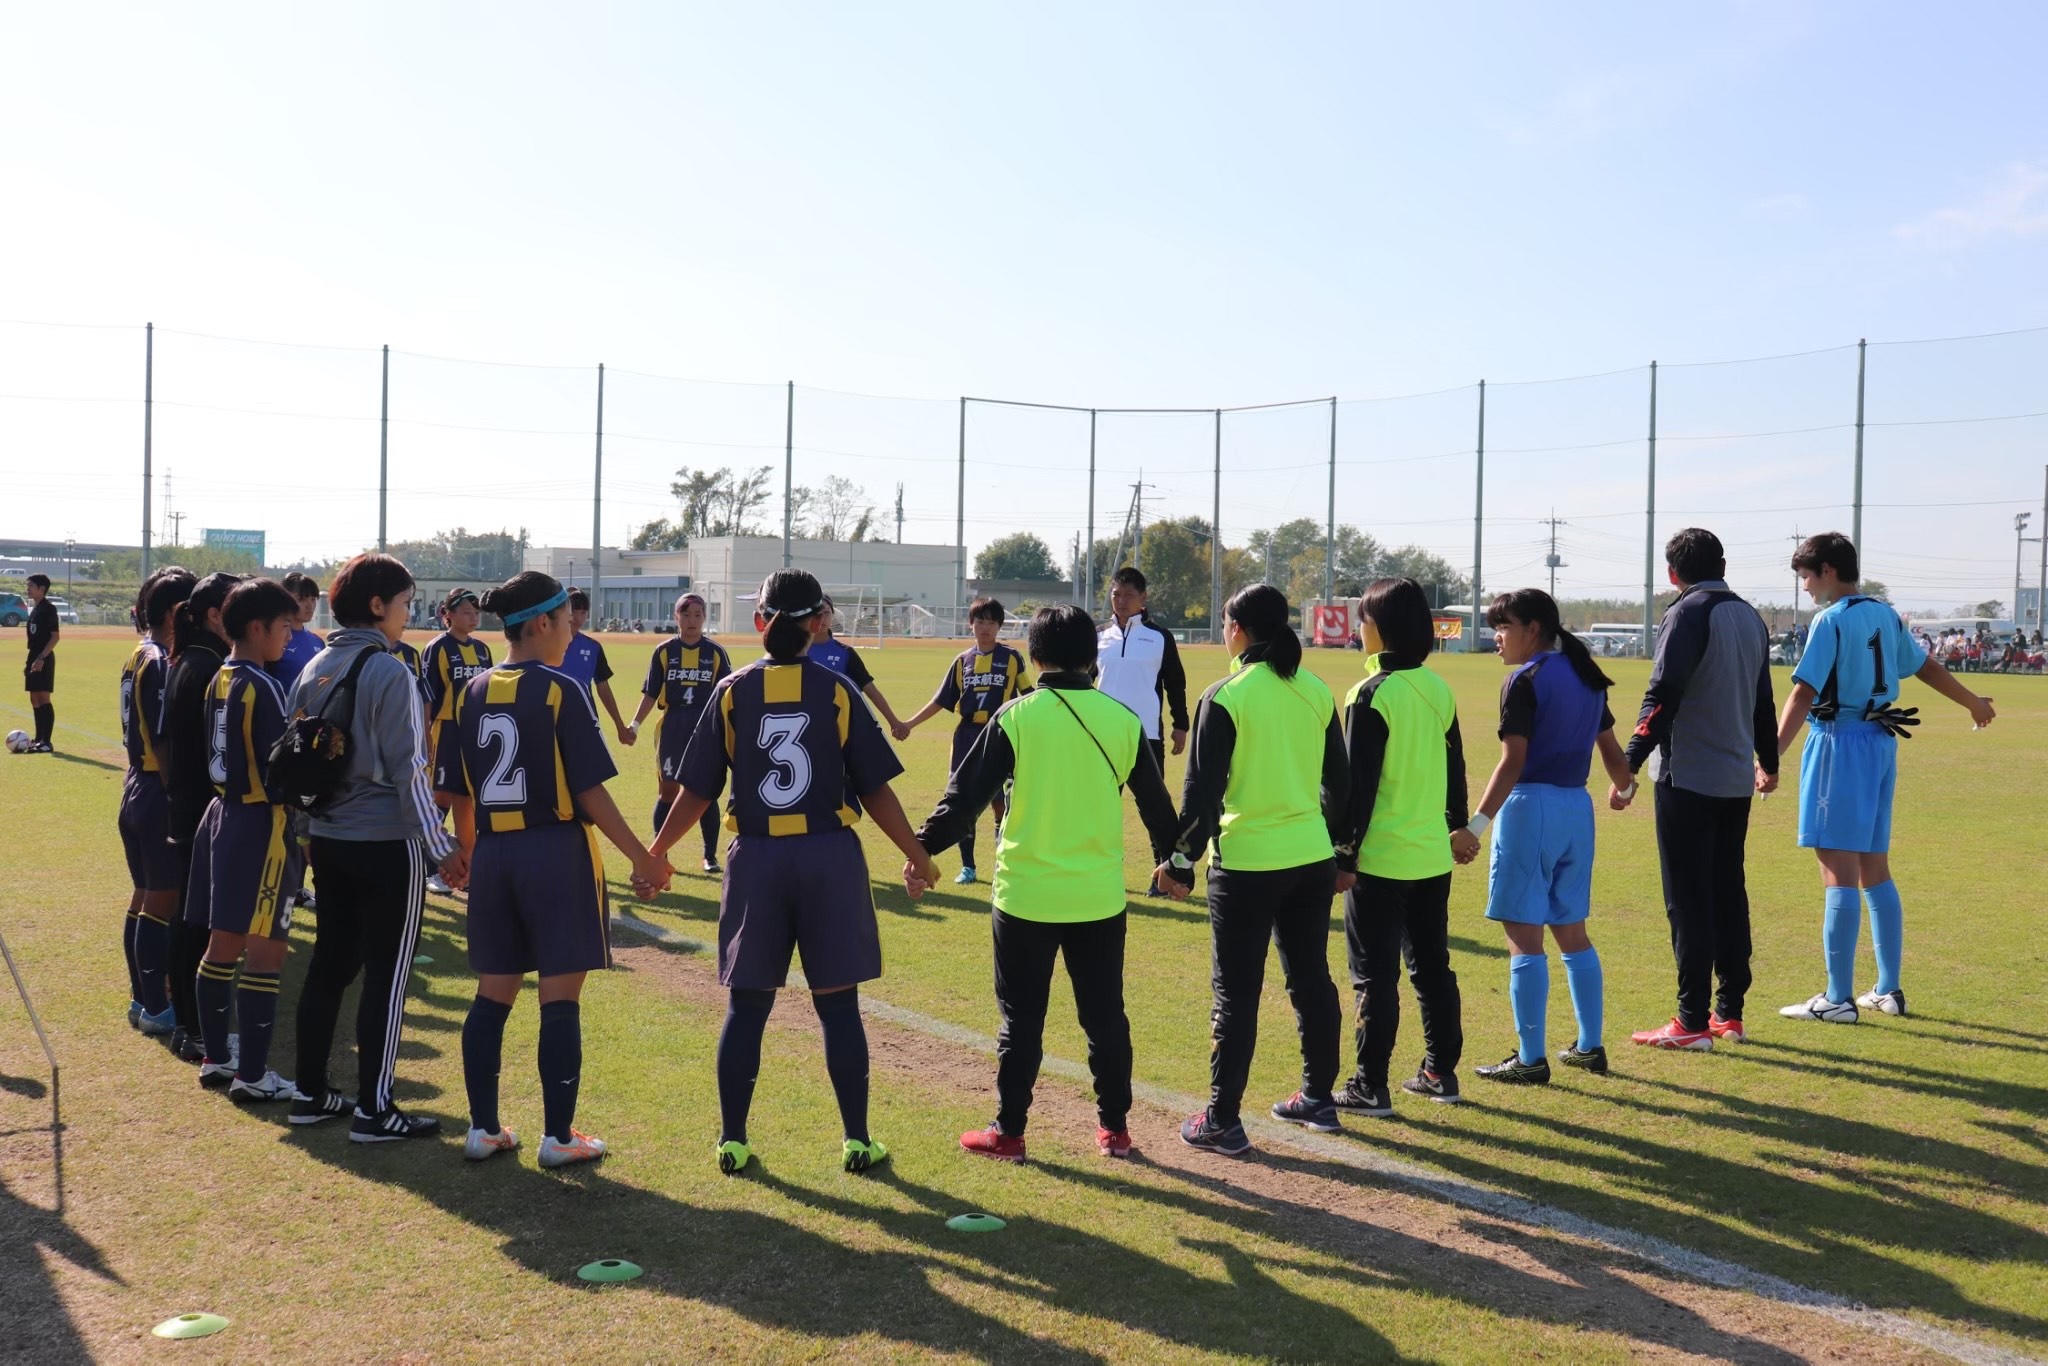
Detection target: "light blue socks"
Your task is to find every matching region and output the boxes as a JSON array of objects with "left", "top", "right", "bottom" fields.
[
  {"left": 1509, "top": 954, "right": 1548, "bottom": 1064},
  {"left": 1560, "top": 948, "right": 1603, "bottom": 1052},
  {"left": 1823, "top": 886, "right": 1861, "bottom": 1003},
  {"left": 1864, "top": 881, "right": 1904, "bottom": 996}
]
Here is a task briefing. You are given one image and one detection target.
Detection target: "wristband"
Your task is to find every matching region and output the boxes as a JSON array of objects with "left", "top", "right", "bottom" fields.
[
  {"left": 1168, "top": 852, "right": 1194, "bottom": 871},
  {"left": 1619, "top": 781, "right": 1638, "bottom": 801},
  {"left": 1465, "top": 811, "right": 1492, "bottom": 839}
]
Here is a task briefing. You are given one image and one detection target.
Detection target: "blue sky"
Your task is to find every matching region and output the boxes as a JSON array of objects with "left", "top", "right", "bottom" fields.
[{"left": 4, "top": 2, "right": 2046, "bottom": 611}]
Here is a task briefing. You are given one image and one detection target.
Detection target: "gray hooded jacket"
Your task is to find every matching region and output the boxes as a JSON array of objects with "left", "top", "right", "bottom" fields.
[{"left": 287, "top": 628, "right": 456, "bottom": 860}]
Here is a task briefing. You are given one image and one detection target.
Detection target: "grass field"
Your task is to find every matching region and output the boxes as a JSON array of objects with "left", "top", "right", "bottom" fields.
[{"left": 2, "top": 628, "right": 2043, "bottom": 1363}]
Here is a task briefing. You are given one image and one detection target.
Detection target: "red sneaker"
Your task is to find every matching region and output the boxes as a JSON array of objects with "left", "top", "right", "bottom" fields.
[
  {"left": 1629, "top": 1017, "right": 1714, "bottom": 1051},
  {"left": 959, "top": 1125, "right": 1026, "bottom": 1163},
  {"left": 1708, "top": 1013, "right": 1746, "bottom": 1043},
  {"left": 1097, "top": 1127, "right": 1133, "bottom": 1158}
]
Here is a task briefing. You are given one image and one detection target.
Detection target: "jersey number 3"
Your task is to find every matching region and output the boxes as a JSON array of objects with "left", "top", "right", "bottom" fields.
[
  {"left": 477, "top": 713, "right": 529, "bottom": 805},
  {"left": 757, "top": 714, "right": 812, "bottom": 809}
]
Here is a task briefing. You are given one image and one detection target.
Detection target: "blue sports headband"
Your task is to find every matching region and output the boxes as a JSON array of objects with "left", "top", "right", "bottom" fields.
[{"left": 500, "top": 587, "right": 569, "bottom": 626}]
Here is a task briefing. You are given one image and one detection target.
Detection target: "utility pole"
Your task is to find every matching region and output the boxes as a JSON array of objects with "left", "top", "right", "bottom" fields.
[
  {"left": 1542, "top": 509, "right": 1567, "bottom": 598},
  {"left": 1788, "top": 530, "right": 1804, "bottom": 641},
  {"left": 1131, "top": 474, "right": 1146, "bottom": 573},
  {"left": 895, "top": 482, "right": 904, "bottom": 544},
  {"left": 2016, "top": 512, "right": 2034, "bottom": 633}
]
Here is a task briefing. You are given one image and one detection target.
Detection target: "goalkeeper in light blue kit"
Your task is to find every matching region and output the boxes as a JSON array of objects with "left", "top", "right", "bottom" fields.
[{"left": 1775, "top": 533, "right": 1994, "bottom": 1024}]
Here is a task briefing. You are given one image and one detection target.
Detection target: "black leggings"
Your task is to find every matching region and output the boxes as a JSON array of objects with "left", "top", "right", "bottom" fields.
[
  {"left": 1346, "top": 871, "right": 1462, "bottom": 1087},
  {"left": 1206, "top": 858, "right": 1341, "bottom": 1125},
  {"left": 294, "top": 837, "right": 427, "bottom": 1113}
]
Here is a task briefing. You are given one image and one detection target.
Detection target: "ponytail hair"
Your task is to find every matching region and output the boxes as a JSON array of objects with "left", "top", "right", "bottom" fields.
[
  {"left": 479, "top": 571, "right": 565, "bottom": 642},
  {"left": 1225, "top": 582, "right": 1303, "bottom": 679},
  {"left": 757, "top": 569, "right": 826, "bottom": 661},
  {"left": 1485, "top": 588, "right": 1613, "bottom": 692},
  {"left": 172, "top": 572, "right": 244, "bottom": 658},
  {"left": 141, "top": 566, "right": 197, "bottom": 637},
  {"left": 223, "top": 578, "right": 301, "bottom": 642}
]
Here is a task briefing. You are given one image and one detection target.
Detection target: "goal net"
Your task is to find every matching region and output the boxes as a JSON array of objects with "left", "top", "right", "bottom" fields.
[{"left": 692, "top": 581, "right": 887, "bottom": 648}]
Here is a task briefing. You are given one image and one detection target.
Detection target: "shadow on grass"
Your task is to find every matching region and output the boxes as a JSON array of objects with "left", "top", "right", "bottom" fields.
[
  {"left": 0, "top": 1127, "right": 117, "bottom": 1365},
  {"left": 46, "top": 750, "right": 126, "bottom": 774},
  {"left": 1742, "top": 1036, "right": 2048, "bottom": 1115}
]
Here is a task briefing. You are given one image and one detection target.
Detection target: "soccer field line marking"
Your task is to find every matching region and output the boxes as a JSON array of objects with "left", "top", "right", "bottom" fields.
[
  {"left": 611, "top": 909, "right": 2038, "bottom": 1366},
  {"left": 0, "top": 700, "right": 121, "bottom": 748}
]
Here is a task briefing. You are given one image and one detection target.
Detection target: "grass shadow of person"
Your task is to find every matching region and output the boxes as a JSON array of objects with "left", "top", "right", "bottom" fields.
[{"left": 0, "top": 1166, "right": 122, "bottom": 1365}]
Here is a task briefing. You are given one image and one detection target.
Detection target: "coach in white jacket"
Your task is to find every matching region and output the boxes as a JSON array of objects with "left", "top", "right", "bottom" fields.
[{"left": 1096, "top": 565, "right": 1191, "bottom": 769}]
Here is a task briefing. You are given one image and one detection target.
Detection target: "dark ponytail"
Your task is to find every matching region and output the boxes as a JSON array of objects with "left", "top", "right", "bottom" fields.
[
  {"left": 478, "top": 571, "right": 564, "bottom": 642},
  {"left": 1485, "top": 588, "right": 1613, "bottom": 692},
  {"left": 758, "top": 569, "right": 826, "bottom": 661},
  {"left": 1225, "top": 582, "right": 1303, "bottom": 679},
  {"left": 172, "top": 572, "right": 243, "bottom": 659},
  {"left": 140, "top": 566, "right": 196, "bottom": 637}
]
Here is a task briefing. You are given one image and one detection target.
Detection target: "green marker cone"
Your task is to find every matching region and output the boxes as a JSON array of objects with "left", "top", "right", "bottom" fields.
[
  {"left": 412, "top": 954, "right": 433, "bottom": 965},
  {"left": 946, "top": 1213, "right": 1006, "bottom": 1233},
  {"left": 152, "top": 1312, "right": 230, "bottom": 1340},
  {"left": 577, "top": 1259, "right": 643, "bottom": 1283}
]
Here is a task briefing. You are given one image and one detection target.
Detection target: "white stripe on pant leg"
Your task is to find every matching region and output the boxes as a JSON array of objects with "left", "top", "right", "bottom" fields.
[{"left": 374, "top": 841, "right": 427, "bottom": 1114}]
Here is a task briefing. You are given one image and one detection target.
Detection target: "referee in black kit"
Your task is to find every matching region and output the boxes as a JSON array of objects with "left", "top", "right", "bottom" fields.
[{"left": 20, "top": 573, "right": 58, "bottom": 753}]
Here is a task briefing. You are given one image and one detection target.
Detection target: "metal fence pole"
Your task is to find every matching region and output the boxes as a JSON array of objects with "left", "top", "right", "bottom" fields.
[
  {"left": 1324, "top": 397, "right": 1337, "bottom": 609},
  {"left": 1086, "top": 409, "right": 1097, "bottom": 614},
  {"left": 1212, "top": 408, "right": 1223, "bottom": 642},
  {"left": 1644, "top": 360, "right": 1658, "bottom": 652},
  {"left": 783, "top": 381, "right": 795, "bottom": 570},
  {"left": 141, "top": 322, "right": 154, "bottom": 578},
  {"left": 956, "top": 397, "right": 967, "bottom": 616},
  {"left": 1853, "top": 338, "right": 1866, "bottom": 552},
  {"left": 591, "top": 363, "right": 605, "bottom": 599},
  {"left": 1470, "top": 381, "right": 1485, "bottom": 652},
  {"left": 2039, "top": 462, "right": 2047, "bottom": 634},
  {"left": 378, "top": 344, "right": 390, "bottom": 552}
]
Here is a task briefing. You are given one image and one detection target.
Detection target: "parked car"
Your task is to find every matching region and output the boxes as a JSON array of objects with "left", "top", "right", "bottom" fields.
[
  {"left": 47, "top": 597, "right": 80, "bottom": 625},
  {"left": 0, "top": 592, "right": 26, "bottom": 628}
]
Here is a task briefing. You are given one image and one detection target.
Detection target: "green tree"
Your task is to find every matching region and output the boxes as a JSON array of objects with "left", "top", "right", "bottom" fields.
[
  {"left": 1968, "top": 598, "right": 2004, "bottom": 618},
  {"left": 1860, "top": 578, "right": 1889, "bottom": 603},
  {"left": 799, "top": 476, "right": 874, "bottom": 542},
  {"left": 99, "top": 543, "right": 263, "bottom": 581},
  {"left": 975, "top": 531, "right": 1061, "bottom": 581},
  {"left": 629, "top": 518, "right": 690, "bottom": 551},
  {"left": 385, "top": 527, "right": 531, "bottom": 581}
]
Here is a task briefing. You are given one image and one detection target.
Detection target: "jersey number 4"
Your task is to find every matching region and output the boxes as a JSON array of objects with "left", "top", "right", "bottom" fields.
[
  {"left": 477, "top": 713, "right": 529, "bottom": 805},
  {"left": 757, "top": 714, "right": 812, "bottom": 810}
]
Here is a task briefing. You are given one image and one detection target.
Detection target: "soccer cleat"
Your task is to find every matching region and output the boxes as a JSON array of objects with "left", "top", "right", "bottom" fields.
[
  {"left": 1630, "top": 1018, "right": 1714, "bottom": 1051},
  {"left": 25, "top": 740, "right": 52, "bottom": 754},
  {"left": 296, "top": 891, "right": 317, "bottom": 913},
  {"left": 198, "top": 1059, "right": 236, "bottom": 1091},
  {"left": 1559, "top": 1044, "right": 1610, "bottom": 1074},
  {"left": 1400, "top": 1069, "right": 1464, "bottom": 1104},
  {"left": 702, "top": 858, "right": 722, "bottom": 875},
  {"left": 1270, "top": 1091, "right": 1342, "bottom": 1132},
  {"left": 128, "top": 1000, "right": 142, "bottom": 1030},
  {"left": 960, "top": 1125, "right": 1026, "bottom": 1163},
  {"left": 1476, "top": 1052, "right": 1552, "bottom": 1085},
  {"left": 425, "top": 873, "right": 453, "bottom": 896},
  {"left": 138, "top": 1004, "right": 178, "bottom": 1037},
  {"left": 288, "top": 1087, "right": 356, "bottom": 1125},
  {"left": 716, "top": 1139, "right": 753, "bottom": 1175},
  {"left": 1857, "top": 987, "right": 1908, "bottom": 1017},
  {"left": 170, "top": 1028, "right": 207, "bottom": 1063},
  {"left": 955, "top": 867, "right": 978, "bottom": 886},
  {"left": 348, "top": 1106, "right": 443, "bottom": 1144},
  {"left": 1332, "top": 1080, "right": 1394, "bottom": 1116},
  {"left": 1096, "top": 1127, "right": 1133, "bottom": 1158},
  {"left": 842, "top": 1137, "right": 889, "bottom": 1174},
  {"left": 539, "top": 1130, "right": 608, "bottom": 1169},
  {"left": 229, "top": 1070, "right": 296, "bottom": 1103},
  {"left": 464, "top": 1126, "right": 520, "bottom": 1161},
  {"left": 1708, "top": 1013, "right": 1746, "bottom": 1043},
  {"left": 1779, "top": 992, "right": 1858, "bottom": 1024},
  {"left": 1180, "top": 1110, "right": 1252, "bottom": 1156}
]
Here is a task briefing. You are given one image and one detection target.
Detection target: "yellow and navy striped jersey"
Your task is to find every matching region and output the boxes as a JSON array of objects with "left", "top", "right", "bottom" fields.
[
  {"left": 435, "top": 663, "right": 619, "bottom": 836},
  {"left": 422, "top": 633, "right": 493, "bottom": 723},
  {"left": 120, "top": 638, "right": 168, "bottom": 773},
  {"left": 643, "top": 635, "right": 732, "bottom": 721},
  {"left": 678, "top": 657, "right": 903, "bottom": 837},
  {"left": 933, "top": 643, "right": 1031, "bottom": 727},
  {"left": 206, "top": 660, "right": 290, "bottom": 804}
]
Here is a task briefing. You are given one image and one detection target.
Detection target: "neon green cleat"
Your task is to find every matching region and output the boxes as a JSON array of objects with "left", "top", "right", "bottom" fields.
[
  {"left": 717, "top": 1139, "right": 752, "bottom": 1176},
  {"left": 842, "top": 1138, "right": 889, "bottom": 1174}
]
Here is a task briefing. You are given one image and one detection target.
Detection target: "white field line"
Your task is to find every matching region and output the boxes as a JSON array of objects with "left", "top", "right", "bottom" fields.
[{"left": 612, "top": 910, "right": 2039, "bottom": 1366}]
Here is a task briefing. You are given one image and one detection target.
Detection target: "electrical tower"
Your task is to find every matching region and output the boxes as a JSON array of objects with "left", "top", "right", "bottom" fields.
[{"left": 1542, "top": 510, "right": 1568, "bottom": 597}]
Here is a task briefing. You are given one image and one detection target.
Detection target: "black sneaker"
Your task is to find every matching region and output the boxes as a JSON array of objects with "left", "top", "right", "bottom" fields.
[
  {"left": 171, "top": 1029, "right": 206, "bottom": 1064},
  {"left": 349, "top": 1107, "right": 443, "bottom": 1144},
  {"left": 1475, "top": 1052, "right": 1552, "bottom": 1085},
  {"left": 1270, "top": 1091, "right": 1342, "bottom": 1132},
  {"left": 289, "top": 1087, "right": 356, "bottom": 1126},
  {"left": 1332, "top": 1080, "right": 1394, "bottom": 1116},
  {"left": 1558, "top": 1044, "right": 1610, "bottom": 1075},
  {"left": 1179, "top": 1110, "right": 1252, "bottom": 1156},
  {"left": 702, "top": 857, "right": 722, "bottom": 875},
  {"left": 1400, "top": 1068, "right": 1464, "bottom": 1104}
]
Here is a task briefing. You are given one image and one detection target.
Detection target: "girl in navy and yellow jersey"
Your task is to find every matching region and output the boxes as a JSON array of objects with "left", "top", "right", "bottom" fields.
[
  {"left": 422, "top": 588, "right": 493, "bottom": 891},
  {"left": 901, "top": 596, "right": 1031, "bottom": 885},
  {"left": 119, "top": 567, "right": 195, "bottom": 1033},
  {"left": 629, "top": 592, "right": 732, "bottom": 873}
]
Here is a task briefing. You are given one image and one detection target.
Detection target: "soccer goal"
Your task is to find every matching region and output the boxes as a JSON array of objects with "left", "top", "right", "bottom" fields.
[{"left": 692, "top": 580, "right": 887, "bottom": 647}]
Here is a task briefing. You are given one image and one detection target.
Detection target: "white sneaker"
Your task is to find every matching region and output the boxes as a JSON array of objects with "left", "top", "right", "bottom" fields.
[
  {"left": 426, "top": 874, "right": 453, "bottom": 896},
  {"left": 1856, "top": 987, "right": 1908, "bottom": 1017},
  {"left": 538, "top": 1130, "right": 607, "bottom": 1168},
  {"left": 198, "top": 1059, "right": 236, "bottom": 1091},
  {"left": 229, "top": 1069, "right": 296, "bottom": 1102},
  {"left": 464, "top": 1126, "right": 520, "bottom": 1161},
  {"left": 1778, "top": 992, "right": 1858, "bottom": 1023}
]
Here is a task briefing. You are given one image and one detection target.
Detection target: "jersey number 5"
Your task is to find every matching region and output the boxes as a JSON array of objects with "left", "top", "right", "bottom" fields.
[
  {"left": 757, "top": 713, "right": 812, "bottom": 810},
  {"left": 207, "top": 703, "right": 229, "bottom": 787},
  {"left": 477, "top": 713, "right": 529, "bottom": 805}
]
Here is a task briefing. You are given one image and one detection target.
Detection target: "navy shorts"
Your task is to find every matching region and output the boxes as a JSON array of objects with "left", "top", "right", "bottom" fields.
[
  {"left": 466, "top": 820, "right": 612, "bottom": 977},
  {"left": 118, "top": 769, "right": 182, "bottom": 892},
  {"left": 186, "top": 799, "right": 296, "bottom": 940},
  {"left": 23, "top": 658, "right": 52, "bottom": 693},
  {"left": 657, "top": 711, "right": 705, "bottom": 784},
  {"left": 718, "top": 827, "right": 881, "bottom": 991}
]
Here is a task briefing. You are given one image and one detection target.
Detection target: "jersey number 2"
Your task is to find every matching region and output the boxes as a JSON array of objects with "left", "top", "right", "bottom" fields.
[
  {"left": 757, "top": 714, "right": 812, "bottom": 810},
  {"left": 477, "top": 713, "right": 529, "bottom": 805}
]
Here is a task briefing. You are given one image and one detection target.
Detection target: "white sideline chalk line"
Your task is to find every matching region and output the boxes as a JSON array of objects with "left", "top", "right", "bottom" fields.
[{"left": 611, "top": 910, "right": 2037, "bottom": 1366}]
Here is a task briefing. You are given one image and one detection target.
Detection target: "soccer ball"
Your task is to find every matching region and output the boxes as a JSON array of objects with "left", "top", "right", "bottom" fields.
[{"left": 4, "top": 730, "right": 28, "bottom": 754}]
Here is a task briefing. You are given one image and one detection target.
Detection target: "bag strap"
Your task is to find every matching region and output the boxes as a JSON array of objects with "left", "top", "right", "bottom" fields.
[
  {"left": 317, "top": 645, "right": 381, "bottom": 727},
  {"left": 1046, "top": 688, "right": 1126, "bottom": 792}
]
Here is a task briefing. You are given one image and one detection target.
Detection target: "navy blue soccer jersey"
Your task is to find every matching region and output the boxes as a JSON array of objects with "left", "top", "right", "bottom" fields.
[
  {"left": 120, "top": 639, "right": 168, "bottom": 774},
  {"left": 1498, "top": 651, "right": 1613, "bottom": 788},
  {"left": 206, "top": 660, "right": 290, "bottom": 804},
  {"left": 436, "top": 663, "right": 619, "bottom": 836},
  {"left": 678, "top": 657, "right": 903, "bottom": 836},
  {"left": 558, "top": 631, "right": 614, "bottom": 694},
  {"left": 933, "top": 644, "right": 1032, "bottom": 728},
  {"left": 267, "top": 625, "right": 324, "bottom": 689},
  {"left": 422, "top": 633, "right": 494, "bottom": 724},
  {"left": 644, "top": 636, "right": 732, "bottom": 725},
  {"left": 1794, "top": 596, "right": 1928, "bottom": 720},
  {"left": 806, "top": 635, "right": 874, "bottom": 690}
]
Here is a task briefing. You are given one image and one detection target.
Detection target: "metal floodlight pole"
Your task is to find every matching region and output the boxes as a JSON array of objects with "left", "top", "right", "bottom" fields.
[
  {"left": 1086, "top": 409, "right": 1097, "bottom": 613},
  {"left": 1644, "top": 361, "right": 1659, "bottom": 654},
  {"left": 2017, "top": 512, "right": 2033, "bottom": 632},
  {"left": 141, "top": 323, "right": 154, "bottom": 579},
  {"left": 1324, "top": 397, "right": 1337, "bottom": 609},
  {"left": 592, "top": 364, "right": 605, "bottom": 601},
  {"left": 1471, "top": 381, "right": 1485, "bottom": 652},
  {"left": 955, "top": 397, "right": 967, "bottom": 616},
  {"left": 378, "top": 344, "right": 390, "bottom": 552},
  {"left": 1212, "top": 408, "right": 1223, "bottom": 643},
  {"left": 783, "top": 381, "right": 795, "bottom": 570},
  {"left": 2038, "top": 463, "right": 2047, "bottom": 634},
  {"left": 1852, "top": 338, "right": 1866, "bottom": 553}
]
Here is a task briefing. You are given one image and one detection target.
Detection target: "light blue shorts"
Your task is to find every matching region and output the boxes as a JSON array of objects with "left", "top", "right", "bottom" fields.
[
  {"left": 1484, "top": 783, "right": 1594, "bottom": 927},
  {"left": 1797, "top": 720, "right": 1896, "bottom": 854}
]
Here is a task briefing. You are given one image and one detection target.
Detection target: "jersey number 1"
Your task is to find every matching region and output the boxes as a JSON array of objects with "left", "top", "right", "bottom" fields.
[{"left": 1867, "top": 630, "right": 1888, "bottom": 697}]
